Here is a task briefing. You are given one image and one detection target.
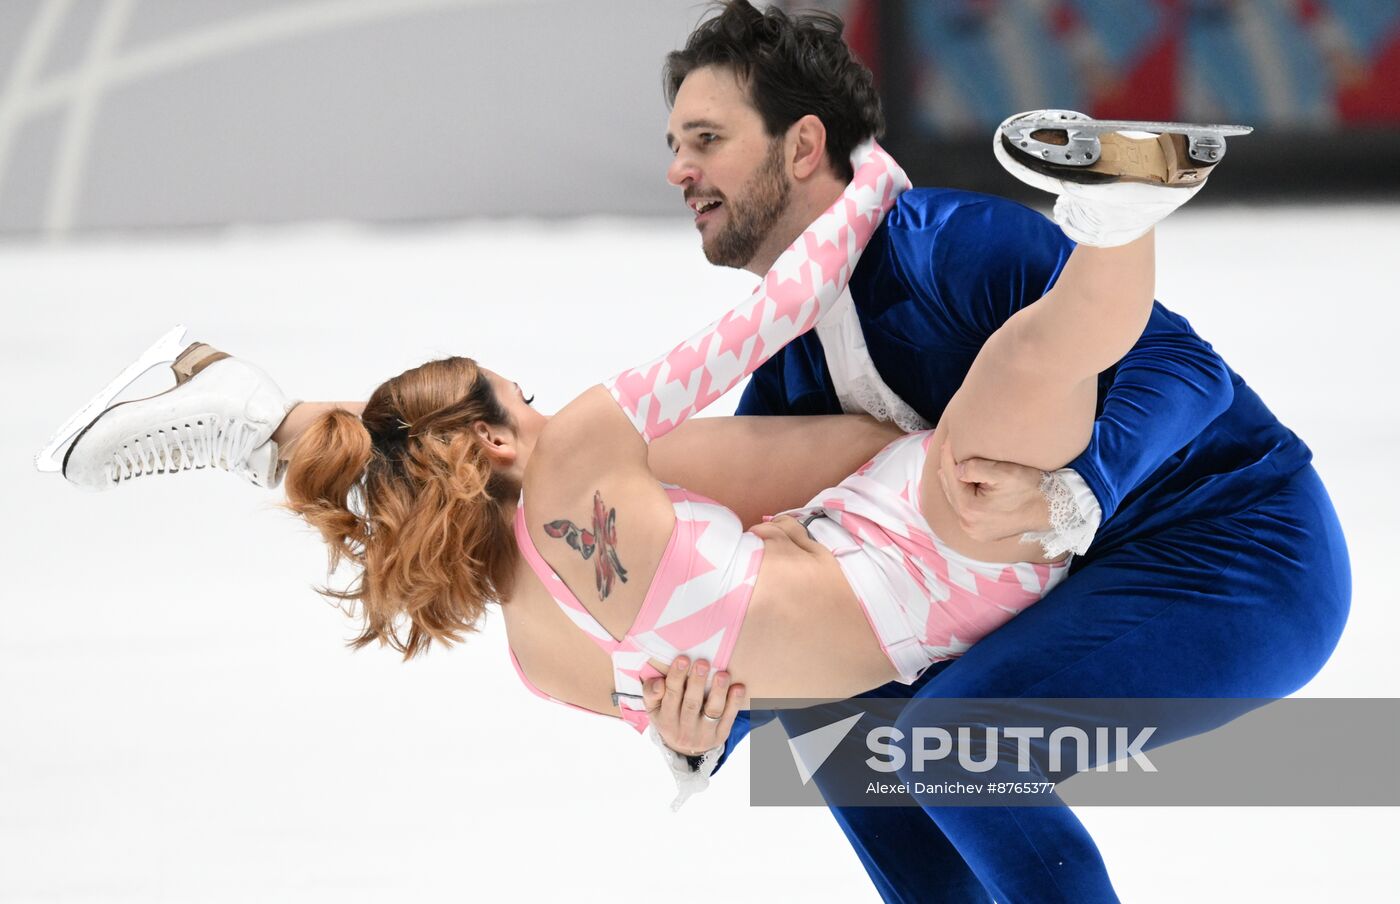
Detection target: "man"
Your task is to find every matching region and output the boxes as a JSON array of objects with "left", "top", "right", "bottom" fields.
[
  {"left": 45, "top": 3, "right": 1348, "bottom": 901},
  {"left": 639, "top": 3, "right": 1346, "bottom": 902}
]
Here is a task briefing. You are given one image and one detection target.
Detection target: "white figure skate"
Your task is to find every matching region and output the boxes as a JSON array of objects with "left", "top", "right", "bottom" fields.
[
  {"left": 35, "top": 325, "right": 297, "bottom": 490},
  {"left": 993, "top": 110, "right": 1252, "bottom": 246}
]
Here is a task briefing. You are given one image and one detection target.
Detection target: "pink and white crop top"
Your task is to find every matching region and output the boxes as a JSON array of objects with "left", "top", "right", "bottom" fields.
[
  {"left": 511, "top": 141, "right": 910, "bottom": 730},
  {"left": 511, "top": 486, "right": 765, "bottom": 732}
]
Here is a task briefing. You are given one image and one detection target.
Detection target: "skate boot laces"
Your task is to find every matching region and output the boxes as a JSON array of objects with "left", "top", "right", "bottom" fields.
[{"left": 107, "top": 413, "right": 265, "bottom": 484}]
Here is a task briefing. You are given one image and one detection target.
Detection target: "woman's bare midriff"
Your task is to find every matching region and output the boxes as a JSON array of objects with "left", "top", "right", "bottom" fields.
[
  {"left": 501, "top": 524, "right": 901, "bottom": 720},
  {"left": 724, "top": 519, "right": 901, "bottom": 701}
]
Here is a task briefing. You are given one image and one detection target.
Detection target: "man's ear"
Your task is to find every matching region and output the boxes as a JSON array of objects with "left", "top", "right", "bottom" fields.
[
  {"left": 473, "top": 421, "right": 518, "bottom": 466},
  {"left": 789, "top": 114, "right": 830, "bottom": 181}
]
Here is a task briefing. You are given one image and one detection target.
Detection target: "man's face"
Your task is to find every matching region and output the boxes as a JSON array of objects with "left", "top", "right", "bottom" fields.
[{"left": 666, "top": 66, "right": 792, "bottom": 270}]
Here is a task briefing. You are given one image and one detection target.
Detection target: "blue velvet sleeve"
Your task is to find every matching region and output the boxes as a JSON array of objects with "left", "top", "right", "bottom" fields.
[
  {"left": 902, "top": 194, "right": 1072, "bottom": 349},
  {"left": 1067, "top": 303, "right": 1234, "bottom": 523},
  {"left": 708, "top": 708, "right": 778, "bottom": 774}
]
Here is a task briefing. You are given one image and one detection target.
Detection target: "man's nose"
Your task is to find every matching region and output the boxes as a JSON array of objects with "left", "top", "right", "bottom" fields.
[{"left": 667, "top": 151, "right": 699, "bottom": 187}]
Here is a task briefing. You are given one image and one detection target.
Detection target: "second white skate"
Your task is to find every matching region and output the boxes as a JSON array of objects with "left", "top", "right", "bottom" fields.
[{"left": 36, "top": 326, "right": 297, "bottom": 490}]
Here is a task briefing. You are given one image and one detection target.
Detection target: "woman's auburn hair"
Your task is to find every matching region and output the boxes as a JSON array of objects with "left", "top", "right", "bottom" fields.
[{"left": 283, "top": 357, "right": 520, "bottom": 659}]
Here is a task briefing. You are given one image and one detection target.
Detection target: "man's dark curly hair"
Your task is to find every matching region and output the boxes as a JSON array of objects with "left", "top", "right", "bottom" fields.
[{"left": 664, "top": 1, "right": 884, "bottom": 182}]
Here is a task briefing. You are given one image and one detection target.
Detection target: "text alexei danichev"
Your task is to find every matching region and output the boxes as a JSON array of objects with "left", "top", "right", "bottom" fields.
[{"left": 867, "top": 781, "right": 1057, "bottom": 796}]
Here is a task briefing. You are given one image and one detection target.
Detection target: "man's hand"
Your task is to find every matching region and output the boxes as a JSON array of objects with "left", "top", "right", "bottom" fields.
[
  {"left": 937, "top": 441, "right": 1051, "bottom": 542},
  {"left": 643, "top": 656, "right": 744, "bottom": 757}
]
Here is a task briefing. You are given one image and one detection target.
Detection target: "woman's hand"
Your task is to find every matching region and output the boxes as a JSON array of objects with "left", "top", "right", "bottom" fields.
[
  {"left": 937, "top": 441, "right": 1051, "bottom": 542},
  {"left": 643, "top": 656, "right": 744, "bottom": 757}
]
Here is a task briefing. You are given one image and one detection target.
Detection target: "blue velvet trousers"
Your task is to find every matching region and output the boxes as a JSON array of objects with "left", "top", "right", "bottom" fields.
[{"left": 779, "top": 464, "right": 1350, "bottom": 903}]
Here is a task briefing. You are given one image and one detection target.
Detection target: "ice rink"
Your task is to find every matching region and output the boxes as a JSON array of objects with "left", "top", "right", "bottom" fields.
[{"left": 2, "top": 205, "right": 1397, "bottom": 902}]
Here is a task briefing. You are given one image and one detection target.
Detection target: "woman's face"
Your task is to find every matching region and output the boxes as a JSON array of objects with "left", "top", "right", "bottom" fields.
[{"left": 481, "top": 368, "right": 547, "bottom": 438}]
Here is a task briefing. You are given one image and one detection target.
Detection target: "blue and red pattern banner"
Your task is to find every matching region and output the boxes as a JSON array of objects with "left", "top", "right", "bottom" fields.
[{"left": 795, "top": 1, "right": 1400, "bottom": 134}]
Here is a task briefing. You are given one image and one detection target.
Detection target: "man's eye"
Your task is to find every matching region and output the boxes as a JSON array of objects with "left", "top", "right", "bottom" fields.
[{"left": 700, "top": 133, "right": 718, "bottom": 145}]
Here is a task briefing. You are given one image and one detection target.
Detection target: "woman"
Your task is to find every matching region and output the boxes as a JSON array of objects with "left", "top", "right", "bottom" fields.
[{"left": 278, "top": 119, "right": 1210, "bottom": 754}]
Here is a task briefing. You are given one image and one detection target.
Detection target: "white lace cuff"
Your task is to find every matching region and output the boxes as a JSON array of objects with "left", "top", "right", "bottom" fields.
[
  {"left": 647, "top": 723, "right": 724, "bottom": 812},
  {"left": 1021, "top": 468, "right": 1102, "bottom": 558}
]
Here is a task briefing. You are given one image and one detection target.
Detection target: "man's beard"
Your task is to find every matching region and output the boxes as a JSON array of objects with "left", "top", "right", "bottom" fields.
[{"left": 702, "top": 138, "right": 792, "bottom": 269}]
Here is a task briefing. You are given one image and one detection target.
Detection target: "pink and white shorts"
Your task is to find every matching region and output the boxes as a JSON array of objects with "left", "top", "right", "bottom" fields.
[{"left": 788, "top": 431, "right": 1070, "bottom": 682}]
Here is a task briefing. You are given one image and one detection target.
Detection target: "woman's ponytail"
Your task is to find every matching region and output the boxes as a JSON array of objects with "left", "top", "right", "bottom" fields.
[
  {"left": 284, "top": 408, "right": 374, "bottom": 569},
  {"left": 284, "top": 358, "right": 519, "bottom": 659}
]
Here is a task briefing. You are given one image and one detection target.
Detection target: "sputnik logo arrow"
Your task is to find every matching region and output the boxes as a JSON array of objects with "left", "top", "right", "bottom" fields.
[{"left": 787, "top": 711, "right": 866, "bottom": 785}]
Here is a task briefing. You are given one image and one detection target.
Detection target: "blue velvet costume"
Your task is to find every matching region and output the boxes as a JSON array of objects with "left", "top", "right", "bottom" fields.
[{"left": 715, "top": 190, "right": 1351, "bottom": 903}]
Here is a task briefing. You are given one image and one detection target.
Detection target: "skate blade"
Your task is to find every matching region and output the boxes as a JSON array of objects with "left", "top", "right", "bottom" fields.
[
  {"left": 34, "top": 324, "right": 190, "bottom": 473},
  {"left": 1004, "top": 114, "right": 1253, "bottom": 173},
  {"left": 1011, "top": 116, "right": 1253, "bottom": 138}
]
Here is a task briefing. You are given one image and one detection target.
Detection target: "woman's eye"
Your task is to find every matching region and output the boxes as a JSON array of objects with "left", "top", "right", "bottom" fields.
[{"left": 524, "top": 394, "right": 535, "bottom": 406}]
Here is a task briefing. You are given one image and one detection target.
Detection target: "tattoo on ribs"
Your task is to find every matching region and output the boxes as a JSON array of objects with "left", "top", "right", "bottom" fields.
[{"left": 543, "top": 491, "right": 629, "bottom": 600}]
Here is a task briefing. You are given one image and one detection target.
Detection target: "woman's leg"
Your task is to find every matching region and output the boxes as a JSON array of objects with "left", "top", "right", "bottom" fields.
[
  {"left": 935, "top": 230, "right": 1158, "bottom": 472},
  {"left": 935, "top": 112, "right": 1227, "bottom": 473}
]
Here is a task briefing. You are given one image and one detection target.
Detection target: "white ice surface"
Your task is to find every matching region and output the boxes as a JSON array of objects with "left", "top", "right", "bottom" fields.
[{"left": 1, "top": 207, "right": 1396, "bottom": 902}]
